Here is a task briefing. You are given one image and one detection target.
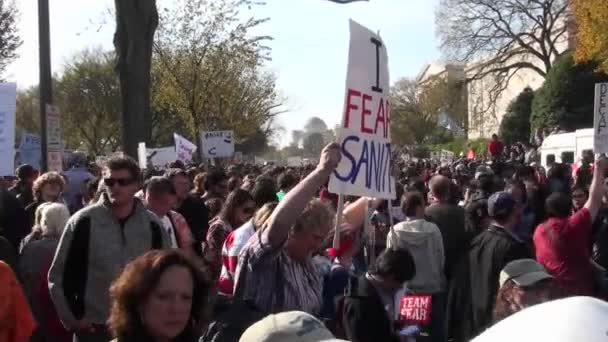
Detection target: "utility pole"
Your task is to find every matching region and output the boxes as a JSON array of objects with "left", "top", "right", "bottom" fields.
[{"left": 38, "top": 0, "right": 52, "bottom": 172}]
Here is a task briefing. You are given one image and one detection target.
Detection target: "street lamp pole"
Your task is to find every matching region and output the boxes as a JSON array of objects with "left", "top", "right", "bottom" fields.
[{"left": 38, "top": 0, "right": 52, "bottom": 172}]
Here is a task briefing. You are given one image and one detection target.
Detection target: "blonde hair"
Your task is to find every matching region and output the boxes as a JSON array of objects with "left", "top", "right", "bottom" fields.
[
  {"left": 252, "top": 202, "right": 278, "bottom": 230},
  {"left": 35, "top": 202, "right": 70, "bottom": 238},
  {"left": 293, "top": 199, "right": 335, "bottom": 234}
]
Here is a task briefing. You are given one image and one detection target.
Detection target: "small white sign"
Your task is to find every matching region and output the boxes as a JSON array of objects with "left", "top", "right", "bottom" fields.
[
  {"left": 174, "top": 133, "right": 197, "bottom": 163},
  {"left": 594, "top": 83, "right": 608, "bottom": 153},
  {"left": 137, "top": 142, "right": 147, "bottom": 169},
  {"left": 200, "top": 130, "right": 235, "bottom": 158}
]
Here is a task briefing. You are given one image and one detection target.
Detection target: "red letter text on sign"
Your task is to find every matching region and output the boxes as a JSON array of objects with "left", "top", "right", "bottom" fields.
[
  {"left": 361, "top": 93, "right": 374, "bottom": 134},
  {"left": 344, "top": 89, "right": 361, "bottom": 129},
  {"left": 374, "top": 98, "right": 386, "bottom": 138}
]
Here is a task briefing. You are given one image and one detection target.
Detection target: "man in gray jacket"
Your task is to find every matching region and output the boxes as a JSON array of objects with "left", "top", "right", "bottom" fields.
[{"left": 48, "top": 156, "right": 169, "bottom": 342}]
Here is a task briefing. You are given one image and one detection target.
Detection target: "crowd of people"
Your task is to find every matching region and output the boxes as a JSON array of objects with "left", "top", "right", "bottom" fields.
[{"left": 1, "top": 134, "right": 608, "bottom": 342}]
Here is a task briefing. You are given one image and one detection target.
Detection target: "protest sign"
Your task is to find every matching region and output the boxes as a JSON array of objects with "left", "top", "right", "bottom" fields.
[
  {"left": 201, "top": 130, "right": 234, "bottom": 158},
  {"left": 328, "top": 20, "right": 395, "bottom": 199},
  {"left": 174, "top": 133, "right": 197, "bottom": 163},
  {"left": 148, "top": 146, "right": 178, "bottom": 168},
  {"left": 0, "top": 83, "right": 16, "bottom": 175},
  {"left": 18, "top": 132, "right": 41, "bottom": 170},
  {"left": 138, "top": 142, "right": 147, "bottom": 169},
  {"left": 399, "top": 295, "right": 432, "bottom": 325},
  {"left": 594, "top": 83, "right": 608, "bottom": 153},
  {"left": 46, "top": 104, "right": 63, "bottom": 172}
]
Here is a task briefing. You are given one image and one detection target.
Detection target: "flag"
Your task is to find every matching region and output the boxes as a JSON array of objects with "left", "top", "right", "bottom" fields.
[{"left": 173, "top": 133, "right": 197, "bottom": 162}]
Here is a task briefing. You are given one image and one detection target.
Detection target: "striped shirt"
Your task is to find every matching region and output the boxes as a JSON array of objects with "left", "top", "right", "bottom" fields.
[
  {"left": 218, "top": 220, "right": 255, "bottom": 295},
  {"left": 234, "top": 231, "right": 323, "bottom": 315}
]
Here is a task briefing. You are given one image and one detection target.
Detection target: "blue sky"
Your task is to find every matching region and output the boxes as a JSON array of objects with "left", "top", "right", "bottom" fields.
[{"left": 6, "top": 0, "right": 440, "bottom": 146}]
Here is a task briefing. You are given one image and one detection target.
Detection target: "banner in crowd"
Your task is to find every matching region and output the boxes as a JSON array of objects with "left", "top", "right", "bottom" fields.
[
  {"left": 149, "top": 146, "right": 178, "bottom": 168},
  {"left": 594, "top": 83, "right": 608, "bottom": 154},
  {"left": 137, "top": 142, "right": 147, "bottom": 169},
  {"left": 46, "top": 104, "right": 63, "bottom": 172},
  {"left": 0, "top": 83, "right": 16, "bottom": 176},
  {"left": 174, "top": 133, "right": 197, "bottom": 163},
  {"left": 328, "top": 20, "right": 395, "bottom": 199},
  {"left": 18, "top": 132, "right": 41, "bottom": 170},
  {"left": 200, "top": 130, "right": 235, "bottom": 158}
]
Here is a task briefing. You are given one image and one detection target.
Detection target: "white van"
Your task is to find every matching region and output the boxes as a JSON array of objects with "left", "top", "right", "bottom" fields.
[{"left": 540, "top": 128, "right": 594, "bottom": 169}]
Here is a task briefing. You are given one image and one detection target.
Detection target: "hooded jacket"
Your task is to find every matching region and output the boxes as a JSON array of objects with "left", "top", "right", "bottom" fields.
[{"left": 387, "top": 218, "right": 445, "bottom": 294}]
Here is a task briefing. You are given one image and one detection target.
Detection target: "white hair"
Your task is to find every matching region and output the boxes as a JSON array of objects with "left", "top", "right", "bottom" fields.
[{"left": 35, "top": 202, "right": 70, "bottom": 237}]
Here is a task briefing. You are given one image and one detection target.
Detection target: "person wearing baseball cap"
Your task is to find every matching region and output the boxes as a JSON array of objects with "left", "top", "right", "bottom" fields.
[
  {"left": 239, "top": 311, "right": 348, "bottom": 342},
  {"left": 447, "top": 192, "right": 533, "bottom": 341},
  {"left": 493, "top": 259, "right": 559, "bottom": 323}
]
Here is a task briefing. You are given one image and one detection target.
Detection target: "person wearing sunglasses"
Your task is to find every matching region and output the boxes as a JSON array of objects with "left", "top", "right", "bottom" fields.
[
  {"left": 203, "top": 189, "right": 256, "bottom": 283},
  {"left": 48, "top": 156, "right": 170, "bottom": 342}
]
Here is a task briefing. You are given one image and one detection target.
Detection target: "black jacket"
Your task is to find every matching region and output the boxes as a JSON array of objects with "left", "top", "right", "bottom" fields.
[
  {"left": 342, "top": 275, "right": 400, "bottom": 342},
  {"left": 176, "top": 195, "right": 209, "bottom": 246},
  {"left": 0, "top": 188, "right": 29, "bottom": 251},
  {"left": 447, "top": 225, "right": 532, "bottom": 342},
  {"left": 425, "top": 203, "right": 468, "bottom": 280}
]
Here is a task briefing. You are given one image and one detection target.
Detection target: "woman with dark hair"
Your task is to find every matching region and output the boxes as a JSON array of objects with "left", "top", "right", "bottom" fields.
[
  {"left": 203, "top": 189, "right": 256, "bottom": 282},
  {"left": 506, "top": 179, "right": 536, "bottom": 242},
  {"left": 493, "top": 259, "right": 560, "bottom": 323},
  {"left": 108, "top": 249, "right": 209, "bottom": 342}
]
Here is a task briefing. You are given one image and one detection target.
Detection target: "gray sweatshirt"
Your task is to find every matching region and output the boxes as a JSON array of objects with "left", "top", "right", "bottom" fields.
[
  {"left": 387, "top": 218, "right": 446, "bottom": 294},
  {"left": 48, "top": 195, "right": 169, "bottom": 328}
]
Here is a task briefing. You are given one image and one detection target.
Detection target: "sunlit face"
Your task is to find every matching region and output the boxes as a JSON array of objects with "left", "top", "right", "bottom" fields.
[
  {"left": 140, "top": 265, "right": 193, "bottom": 341},
  {"left": 103, "top": 169, "right": 137, "bottom": 206},
  {"left": 41, "top": 183, "right": 62, "bottom": 202}
]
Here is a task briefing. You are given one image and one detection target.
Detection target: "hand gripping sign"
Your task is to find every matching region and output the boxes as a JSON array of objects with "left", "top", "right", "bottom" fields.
[{"left": 328, "top": 20, "right": 395, "bottom": 200}]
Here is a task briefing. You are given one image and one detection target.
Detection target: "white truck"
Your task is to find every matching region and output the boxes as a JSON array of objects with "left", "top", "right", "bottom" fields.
[{"left": 539, "top": 128, "right": 593, "bottom": 169}]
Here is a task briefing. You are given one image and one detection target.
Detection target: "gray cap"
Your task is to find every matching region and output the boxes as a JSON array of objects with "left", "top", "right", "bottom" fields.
[
  {"left": 488, "top": 191, "right": 516, "bottom": 218},
  {"left": 499, "top": 259, "right": 553, "bottom": 288}
]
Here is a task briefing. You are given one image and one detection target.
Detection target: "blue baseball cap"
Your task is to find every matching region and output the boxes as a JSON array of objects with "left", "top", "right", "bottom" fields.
[{"left": 488, "top": 191, "right": 516, "bottom": 218}]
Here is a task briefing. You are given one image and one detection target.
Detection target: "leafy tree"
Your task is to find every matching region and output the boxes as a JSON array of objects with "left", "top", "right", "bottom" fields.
[
  {"left": 153, "top": 0, "right": 282, "bottom": 152},
  {"left": 303, "top": 132, "right": 324, "bottom": 157},
  {"left": 391, "top": 78, "right": 456, "bottom": 145},
  {"left": 0, "top": 0, "right": 21, "bottom": 77},
  {"left": 16, "top": 86, "right": 40, "bottom": 141},
  {"left": 531, "top": 53, "right": 608, "bottom": 131},
  {"left": 55, "top": 49, "right": 122, "bottom": 155},
  {"left": 114, "top": 0, "right": 158, "bottom": 157},
  {"left": 573, "top": 0, "right": 608, "bottom": 73},
  {"left": 499, "top": 87, "right": 534, "bottom": 144},
  {"left": 436, "top": 0, "right": 569, "bottom": 107}
]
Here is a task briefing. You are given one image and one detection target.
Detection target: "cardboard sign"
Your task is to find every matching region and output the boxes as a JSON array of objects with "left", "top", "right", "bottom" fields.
[
  {"left": 328, "top": 20, "right": 395, "bottom": 199},
  {"left": 399, "top": 295, "right": 432, "bottom": 325},
  {"left": 18, "top": 132, "right": 41, "bottom": 170},
  {"left": 174, "top": 133, "right": 197, "bottom": 163},
  {"left": 201, "top": 130, "right": 234, "bottom": 158},
  {"left": 594, "top": 83, "right": 608, "bottom": 153},
  {"left": 0, "top": 83, "right": 16, "bottom": 176}
]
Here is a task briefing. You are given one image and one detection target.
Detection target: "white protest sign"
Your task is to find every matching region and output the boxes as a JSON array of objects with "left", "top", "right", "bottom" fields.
[
  {"left": 18, "top": 132, "right": 41, "bottom": 170},
  {"left": 46, "top": 104, "right": 63, "bottom": 172},
  {"left": 148, "top": 146, "right": 178, "bottom": 168},
  {"left": 0, "top": 83, "right": 16, "bottom": 175},
  {"left": 594, "top": 83, "right": 608, "bottom": 153},
  {"left": 174, "top": 133, "right": 197, "bottom": 163},
  {"left": 138, "top": 142, "right": 147, "bottom": 169},
  {"left": 328, "top": 20, "right": 395, "bottom": 199},
  {"left": 200, "top": 130, "right": 234, "bottom": 158}
]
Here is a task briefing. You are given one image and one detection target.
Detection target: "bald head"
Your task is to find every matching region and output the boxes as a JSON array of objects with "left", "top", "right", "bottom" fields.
[{"left": 429, "top": 175, "right": 451, "bottom": 202}]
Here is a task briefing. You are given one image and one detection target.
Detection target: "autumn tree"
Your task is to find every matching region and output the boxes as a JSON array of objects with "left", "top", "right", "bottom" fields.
[
  {"left": 436, "top": 0, "right": 570, "bottom": 107},
  {"left": 114, "top": 0, "right": 158, "bottom": 157},
  {"left": 55, "top": 49, "right": 122, "bottom": 155},
  {"left": 572, "top": 0, "right": 608, "bottom": 72},
  {"left": 391, "top": 78, "right": 457, "bottom": 145},
  {"left": 16, "top": 86, "right": 40, "bottom": 140},
  {"left": 153, "top": 0, "right": 282, "bottom": 152},
  {"left": 0, "top": 0, "right": 21, "bottom": 77}
]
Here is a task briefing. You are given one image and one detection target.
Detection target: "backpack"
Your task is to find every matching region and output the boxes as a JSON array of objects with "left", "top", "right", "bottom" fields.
[{"left": 63, "top": 216, "right": 163, "bottom": 319}]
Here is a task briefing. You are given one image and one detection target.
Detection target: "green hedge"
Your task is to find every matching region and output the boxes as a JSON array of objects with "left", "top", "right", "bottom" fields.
[{"left": 427, "top": 137, "right": 489, "bottom": 158}]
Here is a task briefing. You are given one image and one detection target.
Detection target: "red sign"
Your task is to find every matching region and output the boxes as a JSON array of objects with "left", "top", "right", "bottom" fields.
[{"left": 399, "top": 295, "right": 432, "bottom": 325}]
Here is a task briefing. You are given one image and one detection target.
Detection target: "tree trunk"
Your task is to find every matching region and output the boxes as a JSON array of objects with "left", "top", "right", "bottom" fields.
[{"left": 113, "top": 0, "right": 158, "bottom": 158}]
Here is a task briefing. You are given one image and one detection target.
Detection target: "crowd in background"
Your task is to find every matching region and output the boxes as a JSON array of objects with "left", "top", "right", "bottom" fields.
[{"left": 1, "top": 133, "right": 608, "bottom": 342}]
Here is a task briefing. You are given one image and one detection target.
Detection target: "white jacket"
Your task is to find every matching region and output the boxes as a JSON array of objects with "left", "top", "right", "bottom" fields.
[{"left": 387, "top": 218, "right": 446, "bottom": 293}]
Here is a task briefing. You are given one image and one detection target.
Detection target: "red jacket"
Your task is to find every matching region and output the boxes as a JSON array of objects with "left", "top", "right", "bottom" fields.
[{"left": 488, "top": 141, "right": 504, "bottom": 156}]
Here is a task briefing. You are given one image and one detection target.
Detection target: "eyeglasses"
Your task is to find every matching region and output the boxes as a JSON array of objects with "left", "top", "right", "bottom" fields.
[{"left": 104, "top": 177, "right": 135, "bottom": 187}]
